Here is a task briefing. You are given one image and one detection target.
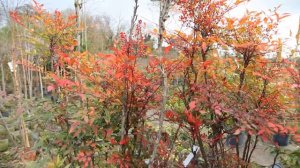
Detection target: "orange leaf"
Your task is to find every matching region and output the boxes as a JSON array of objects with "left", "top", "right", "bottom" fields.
[
  {"left": 239, "top": 16, "right": 248, "bottom": 25},
  {"left": 201, "top": 42, "right": 207, "bottom": 52},
  {"left": 69, "top": 121, "right": 80, "bottom": 134},
  {"left": 226, "top": 18, "right": 234, "bottom": 30},
  {"left": 203, "top": 60, "right": 212, "bottom": 68}
]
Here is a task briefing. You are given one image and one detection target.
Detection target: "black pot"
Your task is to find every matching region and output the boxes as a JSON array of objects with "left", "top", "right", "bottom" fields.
[
  {"left": 272, "top": 163, "right": 283, "bottom": 168},
  {"left": 226, "top": 132, "right": 246, "bottom": 147},
  {"left": 273, "top": 134, "right": 289, "bottom": 146}
]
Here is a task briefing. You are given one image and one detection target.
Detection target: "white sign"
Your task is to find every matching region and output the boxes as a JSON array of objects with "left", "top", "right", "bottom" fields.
[
  {"left": 183, "top": 145, "right": 200, "bottom": 167},
  {"left": 8, "top": 61, "right": 17, "bottom": 72}
]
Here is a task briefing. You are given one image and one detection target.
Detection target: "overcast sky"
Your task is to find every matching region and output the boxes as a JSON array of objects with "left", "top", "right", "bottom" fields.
[{"left": 36, "top": 0, "right": 300, "bottom": 48}]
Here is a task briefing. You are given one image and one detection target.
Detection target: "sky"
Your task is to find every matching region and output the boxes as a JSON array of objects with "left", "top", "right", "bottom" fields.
[{"left": 36, "top": 0, "right": 300, "bottom": 49}]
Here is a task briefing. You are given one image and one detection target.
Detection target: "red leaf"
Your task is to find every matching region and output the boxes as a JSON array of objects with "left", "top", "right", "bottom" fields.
[
  {"left": 194, "top": 120, "right": 202, "bottom": 128},
  {"left": 189, "top": 101, "right": 196, "bottom": 110},
  {"left": 261, "top": 135, "right": 268, "bottom": 142},
  {"left": 185, "top": 111, "right": 195, "bottom": 124},
  {"left": 115, "top": 72, "right": 123, "bottom": 78},
  {"left": 258, "top": 129, "right": 265, "bottom": 135},
  {"left": 128, "top": 55, "right": 135, "bottom": 61},
  {"left": 119, "top": 136, "right": 130, "bottom": 145},
  {"left": 267, "top": 122, "right": 276, "bottom": 128},
  {"left": 293, "top": 134, "right": 300, "bottom": 143},
  {"left": 165, "top": 110, "right": 174, "bottom": 119},
  {"left": 110, "top": 138, "right": 117, "bottom": 145},
  {"left": 69, "top": 121, "right": 80, "bottom": 134},
  {"left": 292, "top": 84, "right": 300, "bottom": 88},
  {"left": 234, "top": 129, "right": 241, "bottom": 135},
  {"left": 106, "top": 129, "right": 113, "bottom": 138},
  {"left": 47, "top": 85, "right": 55, "bottom": 92},
  {"left": 164, "top": 45, "right": 172, "bottom": 54},
  {"left": 185, "top": 111, "right": 202, "bottom": 128},
  {"left": 79, "top": 94, "right": 85, "bottom": 101},
  {"left": 215, "top": 109, "right": 222, "bottom": 116}
]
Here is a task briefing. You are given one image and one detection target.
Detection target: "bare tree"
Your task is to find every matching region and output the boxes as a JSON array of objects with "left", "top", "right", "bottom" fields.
[
  {"left": 149, "top": 0, "right": 173, "bottom": 167},
  {"left": 151, "top": 0, "right": 173, "bottom": 49},
  {"left": 120, "top": 0, "right": 139, "bottom": 153},
  {"left": 74, "top": 0, "right": 83, "bottom": 52}
]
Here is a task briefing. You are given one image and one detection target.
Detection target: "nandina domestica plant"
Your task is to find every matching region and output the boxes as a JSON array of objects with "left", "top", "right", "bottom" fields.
[
  {"left": 8, "top": 0, "right": 300, "bottom": 167},
  {"left": 162, "top": 0, "right": 300, "bottom": 167}
]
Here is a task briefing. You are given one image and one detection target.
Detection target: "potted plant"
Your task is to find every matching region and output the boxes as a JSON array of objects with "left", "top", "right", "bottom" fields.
[
  {"left": 273, "top": 115, "right": 290, "bottom": 147},
  {"left": 273, "top": 133, "right": 289, "bottom": 147},
  {"left": 226, "top": 131, "right": 246, "bottom": 147},
  {"left": 0, "top": 139, "right": 8, "bottom": 152},
  {"left": 224, "top": 120, "right": 247, "bottom": 147}
]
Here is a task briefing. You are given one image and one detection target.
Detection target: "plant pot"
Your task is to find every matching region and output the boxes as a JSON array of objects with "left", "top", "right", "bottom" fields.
[
  {"left": 0, "top": 125, "right": 8, "bottom": 138},
  {"left": 273, "top": 134, "right": 289, "bottom": 146},
  {"left": 272, "top": 163, "right": 283, "bottom": 168},
  {"left": 226, "top": 132, "right": 246, "bottom": 147},
  {"left": 0, "top": 139, "right": 9, "bottom": 152}
]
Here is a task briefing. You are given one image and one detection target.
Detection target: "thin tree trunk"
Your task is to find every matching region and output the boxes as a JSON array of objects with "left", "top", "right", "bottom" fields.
[
  {"left": 246, "top": 136, "right": 258, "bottom": 164},
  {"left": 157, "top": 0, "right": 171, "bottom": 49},
  {"left": 149, "top": 67, "right": 168, "bottom": 167},
  {"left": 20, "top": 116, "right": 30, "bottom": 148},
  {"left": 272, "top": 150, "right": 280, "bottom": 168},
  {"left": 25, "top": 38, "right": 33, "bottom": 99},
  {"left": 83, "top": 0, "right": 88, "bottom": 51},
  {"left": 1, "top": 63, "right": 5, "bottom": 93},
  {"left": 22, "top": 59, "right": 28, "bottom": 99},
  {"left": 28, "top": 60, "right": 33, "bottom": 99},
  {"left": 120, "top": 0, "right": 139, "bottom": 153},
  {"left": 75, "top": 0, "right": 82, "bottom": 52},
  {"left": 196, "top": 132, "right": 209, "bottom": 167},
  {"left": 149, "top": 1, "right": 171, "bottom": 166},
  {"left": 165, "top": 124, "right": 181, "bottom": 164},
  {"left": 39, "top": 68, "right": 44, "bottom": 98}
]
